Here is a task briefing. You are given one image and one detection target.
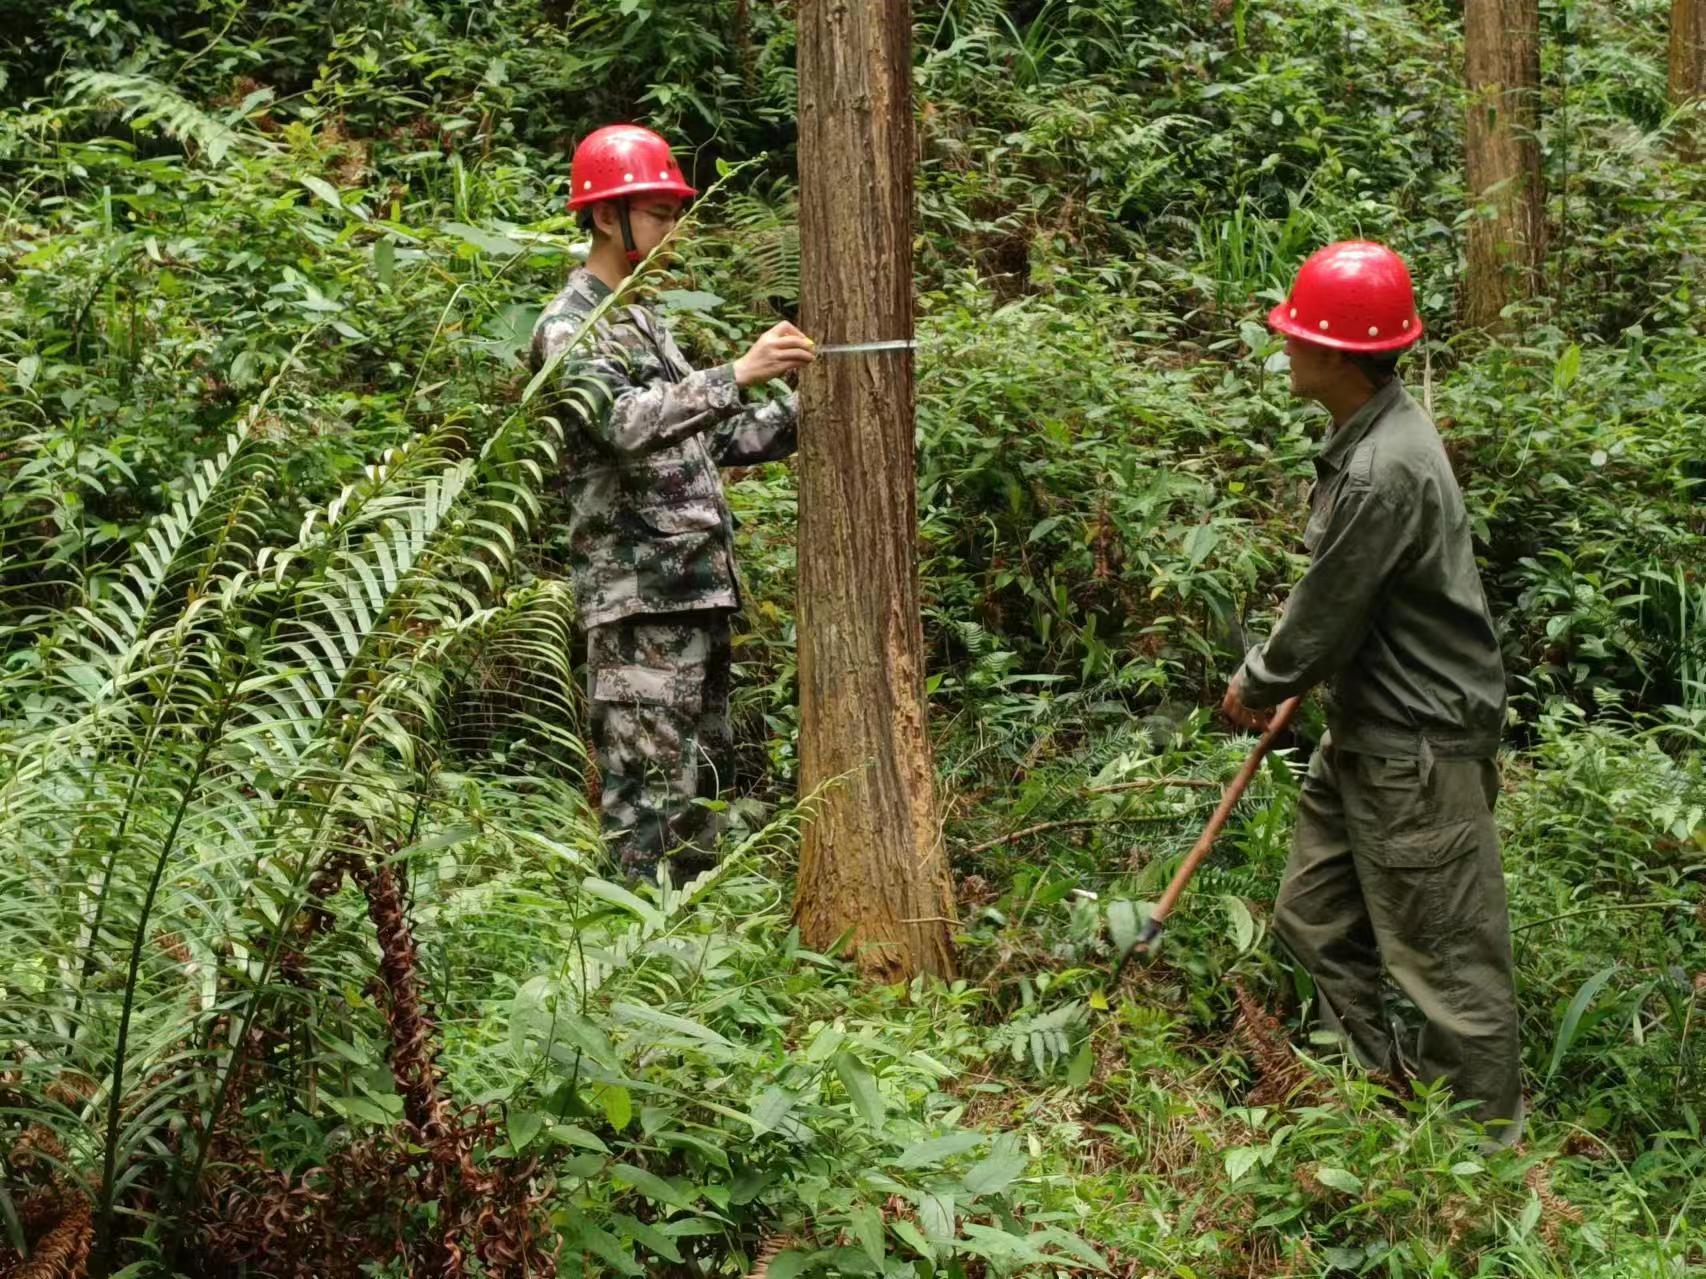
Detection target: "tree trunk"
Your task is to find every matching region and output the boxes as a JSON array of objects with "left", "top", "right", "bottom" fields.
[
  {"left": 792, "top": 0, "right": 957, "bottom": 981},
  {"left": 1672, "top": 0, "right": 1706, "bottom": 154},
  {"left": 1463, "top": 0, "right": 1546, "bottom": 331}
]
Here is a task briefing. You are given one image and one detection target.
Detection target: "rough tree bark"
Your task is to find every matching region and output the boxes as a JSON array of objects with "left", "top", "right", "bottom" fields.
[
  {"left": 792, "top": 0, "right": 957, "bottom": 981},
  {"left": 1463, "top": 0, "right": 1546, "bottom": 331},
  {"left": 1672, "top": 0, "right": 1706, "bottom": 153}
]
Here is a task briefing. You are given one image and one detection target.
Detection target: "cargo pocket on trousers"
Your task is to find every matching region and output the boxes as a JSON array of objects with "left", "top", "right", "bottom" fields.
[
  {"left": 592, "top": 663, "right": 704, "bottom": 716},
  {"left": 633, "top": 500, "right": 721, "bottom": 538},
  {"left": 1345, "top": 754, "right": 1428, "bottom": 847},
  {"left": 1364, "top": 815, "right": 1480, "bottom": 870},
  {"left": 1359, "top": 812, "right": 1498, "bottom": 973}
]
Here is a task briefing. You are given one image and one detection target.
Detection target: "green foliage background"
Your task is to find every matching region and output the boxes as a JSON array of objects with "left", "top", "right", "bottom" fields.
[{"left": 0, "top": 1, "right": 1703, "bottom": 1276}]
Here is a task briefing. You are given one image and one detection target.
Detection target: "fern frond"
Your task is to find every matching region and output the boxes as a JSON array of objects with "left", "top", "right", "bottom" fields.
[{"left": 61, "top": 71, "right": 262, "bottom": 166}]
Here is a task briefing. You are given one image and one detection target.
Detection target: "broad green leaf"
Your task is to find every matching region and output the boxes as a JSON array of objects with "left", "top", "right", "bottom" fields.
[
  {"left": 917, "top": 1192, "right": 955, "bottom": 1242},
  {"left": 766, "top": 1252, "right": 809, "bottom": 1279},
  {"left": 406, "top": 825, "right": 478, "bottom": 855},
  {"left": 300, "top": 175, "right": 344, "bottom": 210},
  {"left": 1184, "top": 522, "right": 1221, "bottom": 566},
  {"left": 1222, "top": 895, "right": 1256, "bottom": 953},
  {"left": 962, "top": 1143, "right": 1028, "bottom": 1196},
  {"left": 1033, "top": 1226, "right": 1110, "bottom": 1272},
  {"left": 441, "top": 220, "right": 528, "bottom": 256},
  {"left": 1547, "top": 964, "right": 1617, "bottom": 1080},
  {"left": 851, "top": 1203, "right": 885, "bottom": 1267},
  {"left": 748, "top": 1086, "right": 798, "bottom": 1135},
  {"left": 835, "top": 1051, "right": 886, "bottom": 1129},
  {"left": 1066, "top": 1037, "right": 1094, "bottom": 1087},
  {"left": 657, "top": 289, "right": 725, "bottom": 314},
  {"left": 566, "top": 1211, "right": 644, "bottom": 1276},
  {"left": 1517, "top": 1192, "right": 1543, "bottom": 1238},
  {"left": 612, "top": 1163, "right": 696, "bottom": 1212},
  {"left": 507, "top": 1108, "right": 543, "bottom": 1152},
  {"left": 1315, "top": 1165, "right": 1362, "bottom": 1195},
  {"left": 892, "top": 1219, "right": 936, "bottom": 1259},
  {"left": 894, "top": 1131, "right": 984, "bottom": 1169},
  {"left": 229, "top": 348, "right": 260, "bottom": 386},
  {"left": 960, "top": 1224, "right": 1054, "bottom": 1266},
  {"left": 583, "top": 878, "right": 665, "bottom": 929},
  {"left": 609, "top": 1214, "right": 683, "bottom": 1264},
  {"left": 548, "top": 1124, "right": 608, "bottom": 1153},
  {"left": 335, "top": 1096, "right": 395, "bottom": 1126},
  {"left": 611, "top": 1002, "right": 734, "bottom": 1051},
  {"left": 805, "top": 1023, "right": 845, "bottom": 1062},
  {"left": 1224, "top": 1146, "right": 1262, "bottom": 1181},
  {"left": 599, "top": 1084, "right": 633, "bottom": 1131},
  {"left": 659, "top": 1129, "right": 731, "bottom": 1169},
  {"left": 1107, "top": 899, "right": 1140, "bottom": 957}
]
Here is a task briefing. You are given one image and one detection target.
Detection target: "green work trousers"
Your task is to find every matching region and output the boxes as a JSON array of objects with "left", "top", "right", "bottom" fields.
[{"left": 1273, "top": 737, "right": 1523, "bottom": 1143}]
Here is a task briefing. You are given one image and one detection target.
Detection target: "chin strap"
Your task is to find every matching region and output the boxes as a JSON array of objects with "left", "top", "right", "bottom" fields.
[{"left": 617, "top": 199, "right": 640, "bottom": 264}]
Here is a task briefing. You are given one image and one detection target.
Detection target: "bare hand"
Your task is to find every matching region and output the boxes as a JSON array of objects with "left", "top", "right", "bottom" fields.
[
  {"left": 733, "top": 321, "right": 817, "bottom": 388},
  {"left": 1221, "top": 679, "right": 1273, "bottom": 733}
]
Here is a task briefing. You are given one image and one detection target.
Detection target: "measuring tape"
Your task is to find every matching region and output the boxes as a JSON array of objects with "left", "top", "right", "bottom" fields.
[{"left": 813, "top": 338, "right": 918, "bottom": 356}]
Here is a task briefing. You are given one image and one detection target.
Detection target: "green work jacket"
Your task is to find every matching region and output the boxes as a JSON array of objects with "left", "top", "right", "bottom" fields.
[{"left": 1236, "top": 379, "right": 1506, "bottom": 759}]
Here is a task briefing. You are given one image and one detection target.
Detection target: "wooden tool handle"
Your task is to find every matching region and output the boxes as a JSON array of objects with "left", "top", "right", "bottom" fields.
[{"left": 1135, "top": 696, "right": 1300, "bottom": 949}]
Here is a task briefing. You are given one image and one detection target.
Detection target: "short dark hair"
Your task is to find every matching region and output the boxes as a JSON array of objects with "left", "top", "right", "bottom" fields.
[
  {"left": 577, "top": 208, "right": 596, "bottom": 233},
  {"left": 1345, "top": 351, "right": 1402, "bottom": 388}
]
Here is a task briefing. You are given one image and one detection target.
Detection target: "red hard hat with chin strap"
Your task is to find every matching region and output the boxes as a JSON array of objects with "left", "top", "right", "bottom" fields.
[
  {"left": 569, "top": 124, "right": 697, "bottom": 263},
  {"left": 1268, "top": 240, "right": 1424, "bottom": 353},
  {"left": 568, "top": 124, "right": 696, "bottom": 210}
]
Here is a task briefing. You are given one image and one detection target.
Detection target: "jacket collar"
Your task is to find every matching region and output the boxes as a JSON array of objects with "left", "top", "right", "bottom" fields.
[{"left": 1320, "top": 377, "right": 1405, "bottom": 472}]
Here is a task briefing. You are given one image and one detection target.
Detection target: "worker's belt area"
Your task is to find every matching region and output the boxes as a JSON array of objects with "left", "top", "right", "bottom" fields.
[{"left": 1328, "top": 718, "right": 1501, "bottom": 769}]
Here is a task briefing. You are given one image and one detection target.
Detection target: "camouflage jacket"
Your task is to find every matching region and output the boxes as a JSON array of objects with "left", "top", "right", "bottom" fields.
[{"left": 531, "top": 267, "right": 797, "bottom": 628}]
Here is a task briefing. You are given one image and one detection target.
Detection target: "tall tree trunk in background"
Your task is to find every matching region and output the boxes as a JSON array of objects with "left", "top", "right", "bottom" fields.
[
  {"left": 792, "top": 0, "right": 957, "bottom": 981},
  {"left": 1672, "top": 0, "right": 1706, "bottom": 154},
  {"left": 1463, "top": 0, "right": 1546, "bottom": 331}
]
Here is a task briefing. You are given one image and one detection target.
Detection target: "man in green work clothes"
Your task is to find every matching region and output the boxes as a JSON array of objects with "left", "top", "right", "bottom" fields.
[
  {"left": 1221, "top": 241, "right": 1521, "bottom": 1144},
  {"left": 532, "top": 123, "right": 815, "bottom": 881}
]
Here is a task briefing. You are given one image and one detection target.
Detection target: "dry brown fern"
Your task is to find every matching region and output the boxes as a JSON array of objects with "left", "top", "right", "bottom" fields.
[
  {"left": 0, "top": 1195, "right": 92, "bottom": 1279},
  {"left": 1232, "top": 981, "right": 1312, "bottom": 1106},
  {"left": 744, "top": 1234, "right": 799, "bottom": 1279},
  {"left": 1525, "top": 1161, "right": 1584, "bottom": 1249}
]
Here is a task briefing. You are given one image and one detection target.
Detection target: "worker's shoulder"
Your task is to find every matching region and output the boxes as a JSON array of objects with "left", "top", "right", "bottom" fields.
[
  {"left": 1346, "top": 387, "right": 1449, "bottom": 500},
  {"left": 535, "top": 270, "right": 614, "bottom": 330},
  {"left": 531, "top": 270, "right": 656, "bottom": 365}
]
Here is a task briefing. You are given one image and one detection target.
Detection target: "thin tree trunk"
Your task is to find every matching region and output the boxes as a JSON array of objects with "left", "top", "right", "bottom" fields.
[
  {"left": 792, "top": 0, "right": 957, "bottom": 981},
  {"left": 1672, "top": 0, "right": 1706, "bottom": 154},
  {"left": 1463, "top": 0, "right": 1546, "bottom": 331}
]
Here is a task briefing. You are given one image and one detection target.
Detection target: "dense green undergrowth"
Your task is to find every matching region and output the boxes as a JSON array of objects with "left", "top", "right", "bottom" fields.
[{"left": 1, "top": 0, "right": 1703, "bottom": 1276}]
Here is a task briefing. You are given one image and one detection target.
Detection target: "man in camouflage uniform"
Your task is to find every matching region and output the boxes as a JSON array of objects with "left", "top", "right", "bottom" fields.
[
  {"left": 532, "top": 124, "right": 815, "bottom": 881},
  {"left": 1222, "top": 242, "right": 1522, "bottom": 1144}
]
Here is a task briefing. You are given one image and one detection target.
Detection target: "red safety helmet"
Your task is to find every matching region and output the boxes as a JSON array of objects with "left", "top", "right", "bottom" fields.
[
  {"left": 1268, "top": 241, "right": 1424, "bottom": 353},
  {"left": 567, "top": 124, "right": 697, "bottom": 211}
]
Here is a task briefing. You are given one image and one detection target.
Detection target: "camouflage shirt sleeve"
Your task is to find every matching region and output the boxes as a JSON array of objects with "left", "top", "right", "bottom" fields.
[
  {"left": 710, "top": 390, "right": 798, "bottom": 466},
  {"left": 542, "top": 310, "right": 744, "bottom": 458}
]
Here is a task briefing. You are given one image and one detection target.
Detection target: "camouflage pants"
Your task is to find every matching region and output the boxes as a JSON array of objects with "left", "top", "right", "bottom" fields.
[
  {"left": 586, "top": 610, "right": 734, "bottom": 881},
  {"left": 1273, "top": 738, "right": 1523, "bottom": 1144}
]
